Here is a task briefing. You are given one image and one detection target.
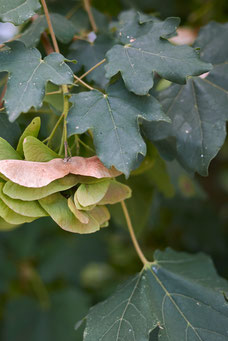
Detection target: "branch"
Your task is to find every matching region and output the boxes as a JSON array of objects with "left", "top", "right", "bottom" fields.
[
  {"left": 83, "top": 0, "right": 97, "bottom": 32},
  {"left": 0, "top": 82, "right": 7, "bottom": 109},
  {"left": 40, "top": 0, "right": 60, "bottom": 53},
  {"left": 74, "top": 58, "right": 106, "bottom": 84},
  {"left": 121, "top": 201, "right": 149, "bottom": 265},
  {"left": 40, "top": 32, "right": 54, "bottom": 54},
  {"left": 73, "top": 74, "right": 94, "bottom": 90}
]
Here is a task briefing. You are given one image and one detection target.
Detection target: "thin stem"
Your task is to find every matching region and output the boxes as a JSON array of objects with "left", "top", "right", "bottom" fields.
[
  {"left": 73, "top": 34, "right": 89, "bottom": 42},
  {"left": 40, "top": 0, "right": 60, "bottom": 53},
  {"left": 43, "top": 113, "right": 64, "bottom": 144},
  {"left": 83, "top": 0, "right": 97, "bottom": 32},
  {"left": 66, "top": 3, "right": 82, "bottom": 19},
  {"left": 63, "top": 95, "right": 69, "bottom": 145},
  {"left": 45, "top": 90, "right": 62, "bottom": 95},
  {"left": 28, "top": 108, "right": 53, "bottom": 114},
  {"left": 73, "top": 74, "right": 94, "bottom": 90},
  {"left": 0, "top": 82, "right": 7, "bottom": 108},
  {"left": 76, "top": 136, "right": 95, "bottom": 152},
  {"left": 41, "top": 0, "right": 69, "bottom": 150},
  {"left": 59, "top": 133, "right": 64, "bottom": 155},
  {"left": 41, "top": 31, "right": 54, "bottom": 54},
  {"left": 121, "top": 201, "right": 149, "bottom": 265},
  {"left": 74, "top": 58, "right": 106, "bottom": 84}
]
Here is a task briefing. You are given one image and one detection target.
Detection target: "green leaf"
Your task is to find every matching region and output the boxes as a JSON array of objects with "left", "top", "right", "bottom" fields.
[
  {"left": 0, "top": 137, "right": 22, "bottom": 160},
  {"left": 83, "top": 248, "right": 228, "bottom": 341},
  {"left": 144, "top": 22, "right": 228, "bottom": 175},
  {"left": 39, "top": 193, "right": 104, "bottom": 234},
  {"left": 0, "top": 184, "right": 35, "bottom": 224},
  {"left": 19, "top": 14, "right": 77, "bottom": 47},
  {"left": 194, "top": 21, "right": 228, "bottom": 65},
  {"left": 0, "top": 112, "right": 21, "bottom": 147},
  {"left": 0, "top": 190, "right": 47, "bottom": 218},
  {"left": 68, "top": 79, "right": 169, "bottom": 176},
  {"left": 68, "top": 34, "right": 114, "bottom": 87},
  {"left": 76, "top": 180, "right": 110, "bottom": 207},
  {"left": 105, "top": 15, "right": 212, "bottom": 95},
  {"left": 69, "top": 7, "right": 109, "bottom": 34},
  {"left": 0, "top": 0, "right": 41, "bottom": 25},
  {"left": 3, "top": 175, "right": 79, "bottom": 201},
  {"left": 16, "top": 117, "right": 41, "bottom": 157},
  {"left": 0, "top": 41, "right": 73, "bottom": 121},
  {"left": 23, "top": 136, "right": 59, "bottom": 162}
]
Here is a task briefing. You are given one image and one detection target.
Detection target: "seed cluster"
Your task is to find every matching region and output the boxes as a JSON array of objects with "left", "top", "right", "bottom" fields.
[{"left": 0, "top": 118, "right": 131, "bottom": 233}]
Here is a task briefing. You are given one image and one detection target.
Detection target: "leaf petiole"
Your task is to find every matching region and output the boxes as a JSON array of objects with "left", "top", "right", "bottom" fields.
[
  {"left": 121, "top": 200, "right": 149, "bottom": 265},
  {"left": 74, "top": 58, "right": 106, "bottom": 85}
]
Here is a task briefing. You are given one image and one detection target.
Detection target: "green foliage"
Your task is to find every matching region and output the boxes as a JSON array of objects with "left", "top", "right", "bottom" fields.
[
  {"left": 68, "top": 80, "right": 168, "bottom": 175},
  {"left": 84, "top": 249, "right": 228, "bottom": 341},
  {"left": 144, "top": 21, "right": 228, "bottom": 175},
  {"left": 105, "top": 13, "right": 212, "bottom": 95},
  {"left": 20, "top": 14, "right": 77, "bottom": 47},
  {"left": 0, "top": 41, "right": 73, "bottom": 121},
  {"left": 68, "top": 34, "right": 114, "bottom": 87},
  {"left": 0, "top": 0, "right": 41, "bottom": 25},
  {"left": 0, "top": 0, "right": 228, "bottom": 340}
]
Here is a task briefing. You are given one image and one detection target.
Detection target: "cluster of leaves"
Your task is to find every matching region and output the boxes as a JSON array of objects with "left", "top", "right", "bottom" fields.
[
  {"left": 0, "top": 117, "right": 131, "bottom": 233},
  {"left": 1, "top": 3, "right": 227, "bottom": 179}
]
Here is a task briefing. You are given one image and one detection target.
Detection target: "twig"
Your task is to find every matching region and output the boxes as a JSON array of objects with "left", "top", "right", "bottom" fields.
[
  {"left": 73, "top": 74, "right": 94, "bottom": 90},
  {"left": 43, "top": 113, "right": 64, "bottom": 144},
  {"left": 40, "top": 0, "right": 60, "bottom": 53},
  {"left": 66, "top": 3, "right": 82, "bottom": 19},
  {"left": 74, "top": 58, "right": 106, "bottom": 84},
  {"left": 0, "top": 82, "right": 7, "bottom": 108},
  {"left": 45, "top": 90, "right": 62, "bottom": 96},
  {"left": 83, "top": 0, "right": 97, "bottom": 32},
  {"left": 41, "top": 0, "right": 70, "bottom": 152},
  {"left": 73, "top": 34, "right": 89, "bottom": 42},
  {"left": 121, "top": 201, "right": 149, "bottom": 265},
  {"left": 76, "top": 136, "right": 95, "bottom": 152},
  {"left": 41, "top": 31, "right": 54, "bottom": 54}
]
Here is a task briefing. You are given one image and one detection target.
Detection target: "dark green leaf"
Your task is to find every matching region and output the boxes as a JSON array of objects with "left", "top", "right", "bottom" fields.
[
  {"left": 0, "top": 113, "right": 21, "bottom": 147},
  {"left": 19, "top": 14, "right": 77, "bottom": 47},
  {"left": 67, "top": 80, "right": 169, "bottom": 176},
  {"left": 83, "top": 248, "right": 228, "bottom": 341},
  {"left": 0, "top": 0, "right": 41, "bottom": 25},
  {"left": 144, "top": 22, "right": 228, "bottom": 175},
  {"left": 68, "top": 34, "right": 114, "bottom": 87},
  {"left": 105, "top": 15, "right": 212, "bottom": 95},
  {"left": 69, "top": 7, "right": 109, "bottom": 34},
  {"left": 0, "top": 41, "right": 73, "bottom": 121}
]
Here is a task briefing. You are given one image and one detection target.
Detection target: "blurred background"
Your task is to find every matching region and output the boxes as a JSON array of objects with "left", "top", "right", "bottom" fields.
[{"left": 0, "top": 0, "right": 228, "bottom": 340}]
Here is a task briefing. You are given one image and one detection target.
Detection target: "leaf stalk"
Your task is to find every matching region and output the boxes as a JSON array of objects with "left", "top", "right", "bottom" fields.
[{"left": 121, "top": 201, "right": 149, "bottom": 265}]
